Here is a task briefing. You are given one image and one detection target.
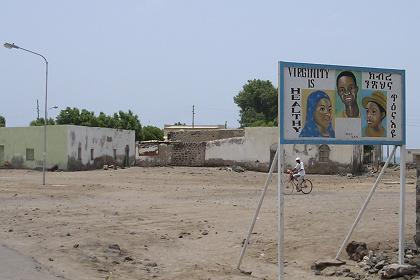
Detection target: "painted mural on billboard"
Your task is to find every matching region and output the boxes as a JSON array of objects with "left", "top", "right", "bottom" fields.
[{"left": 280, "top": 62, "right": 405, "bottom": 144}]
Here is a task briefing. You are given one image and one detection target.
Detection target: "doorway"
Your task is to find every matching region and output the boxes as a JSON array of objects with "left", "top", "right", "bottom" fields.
[
  {"left": 124, "top": 145, "right": 130, "bottom": 167},
  {"left": 0, "top": 145, "right": 4, "bottom": 166}
]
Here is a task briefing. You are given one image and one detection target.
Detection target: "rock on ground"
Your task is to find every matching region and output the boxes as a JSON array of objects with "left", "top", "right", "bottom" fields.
[{"left": 379, "top": 263, "right": 417, "bottom": 279}]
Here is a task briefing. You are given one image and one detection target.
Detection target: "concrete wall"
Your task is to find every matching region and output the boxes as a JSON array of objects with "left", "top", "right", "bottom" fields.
[
  {"left": 134, "top": 126, "right": 363, "bottom": 174},
  {"left": 206, "top": 127, "right": 276, "bottom": 162},
  {"left": 67, "top": 126, "right": 135, "bottom": 170},
  {"left": 163, "top": 125, "right": 225, "bottom": 138},
  {"left": 0, "top": 126, "right": 68, "bottom": 169},
  {"left": 407, "top": 149, "right": 420, "bottom": 163},
  {"left": 167, "top": 129, "right": 244, "bottom": 143},
  {"left": 284, "top": 144, "right": 362, "bottom": 174},
  {"left": 171, "top": 142, "right": 206, "bottom": 166},
  {"left": 205, "top": 127, "right": 362, "bottom": 174},
  {"left": 136, "top": 142, "right": 171, "bottom": 167}
]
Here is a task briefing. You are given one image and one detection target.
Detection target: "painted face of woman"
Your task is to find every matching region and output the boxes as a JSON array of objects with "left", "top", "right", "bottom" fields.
[
  {"left": 366, "top": 101, "right": 383, "bottom": 128},
  {"left": 313, "top": 98, "right": 332, "bottom": 131}
]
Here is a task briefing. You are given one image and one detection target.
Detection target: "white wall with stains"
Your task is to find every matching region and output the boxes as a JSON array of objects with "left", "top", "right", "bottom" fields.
[
  {"left": 67, "top": 125, "right": 135, "bottom": 167},
  {"left": 206, "top": 127, "right": 277, "bottom": 163},
  {"left": 205, "top": 127, "right": 361, "bottom": 173}
]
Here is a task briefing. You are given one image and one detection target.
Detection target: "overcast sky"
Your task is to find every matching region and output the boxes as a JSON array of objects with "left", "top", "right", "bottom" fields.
[{"left": 1, "top": 0, "right": 419, "bottom": 148}]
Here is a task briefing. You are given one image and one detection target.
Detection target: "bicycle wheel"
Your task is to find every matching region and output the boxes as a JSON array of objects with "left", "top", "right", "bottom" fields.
[
  {"left": 284, "top": 180, "right": 295, "bottom": 194},
  {"left": 300, "top": 179, "right": 313, "bottom": 194}
]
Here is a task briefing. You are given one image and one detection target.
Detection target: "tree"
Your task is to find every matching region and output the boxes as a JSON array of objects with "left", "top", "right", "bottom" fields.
[
  {"left": 29, "top": 118, "right": 56, "bottom": 126},
  {"left": 56, "top": 107, "right": 81, "bottom": 125},
  {"left": 97, "top": 112, "right": 116, "bottom": 128},
  {"left": 143, "top": 126, "right": 164, "bottom": 141},
  {"left": 55, "top": 107, "right": 144, "bottom": 141},
  {"left": 233, "top": 79, "right": 277, "bottom": 127},
  {"left": 0, "top": 115, "right": 5, "bottom": 127},
  {"left": 79, "top": 109, "right": 98, "bottom": 127},
  {"left": 114, "top": 110, "right": 143, "bottom": 141}
]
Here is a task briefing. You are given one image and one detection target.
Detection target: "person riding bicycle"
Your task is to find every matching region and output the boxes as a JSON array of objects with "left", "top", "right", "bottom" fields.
[{"left": 291, "top": 157, "right": 305, "bottom": 192}]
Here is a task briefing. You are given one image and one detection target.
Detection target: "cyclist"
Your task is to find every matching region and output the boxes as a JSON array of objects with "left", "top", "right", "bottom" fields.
[{"left": 291, "top": 157, "right": 305, "bottom": 192}]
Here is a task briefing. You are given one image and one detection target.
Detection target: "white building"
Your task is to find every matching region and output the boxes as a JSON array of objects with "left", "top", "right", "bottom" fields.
[
  {"left": 0, "top": 125, "right": 135, "bottom": 170},
  {"left": 205, "top": 127, "right": 363, "bottom": 174},
  {"left": 407, "top": 149, "right": 420, "bottom": 163}
]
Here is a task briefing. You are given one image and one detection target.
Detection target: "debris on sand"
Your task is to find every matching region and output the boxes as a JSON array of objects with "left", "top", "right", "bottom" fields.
[
  {"left": 313, "top": 245, "right": 420, "bottom": 279},
  {"left": 106, "top": 244, "right": 122, "bottom": 256},
  {"left": 346, "top": 241, "right": 368, "bottom": 262},
  {"left": 219, "top": 165, "right": 245, "bottom": 172},
  {"left": 232, "top": 165, "right": 245, "bottom": 172},
  {"left": 311, "top": 258, "right": 346, "bottom": 271},
  {"left": 379, "top": 263, "right": 417, "bottom": 279},
  {"left": 48, "top": 164, "right": 59, "bottom": 172},
  {"left": 103, "top": 164, "right": 118, "bottom": 170}
]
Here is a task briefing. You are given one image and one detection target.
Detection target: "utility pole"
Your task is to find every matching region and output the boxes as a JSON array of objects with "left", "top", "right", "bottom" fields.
[
  {"left": 192, "top": 105, "right": 195, "bottom": 128},
  {"left": 36, "top": 99, "right": 40, "bottom": 120}
]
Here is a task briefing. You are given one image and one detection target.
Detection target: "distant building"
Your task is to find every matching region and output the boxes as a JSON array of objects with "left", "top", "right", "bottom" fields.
[
  {"left": 407, "top": 149, "right": 420, "bottom": 163},
  {"left": 163, "top": 124, "right": 225, "bottom": 139},
  {"left": 136, "top": 127, "right": 364, "bottom": 174},
  {"left": 0, "top": 125, "right": 135, "bottom": 170},
  {"left": 205, "top": 127, "right": 363, "bottom": 174}
]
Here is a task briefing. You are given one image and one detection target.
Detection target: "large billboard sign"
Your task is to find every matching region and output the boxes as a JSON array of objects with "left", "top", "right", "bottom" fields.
[{"left": 279, "top": 61, "right": 405, "bottom": 145}]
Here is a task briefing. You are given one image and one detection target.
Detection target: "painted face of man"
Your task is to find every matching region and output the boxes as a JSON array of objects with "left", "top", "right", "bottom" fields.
[
  {"left": 313, "top": 98, "right": 332, "bottom": 130},
  {"left": 337, "top": 76, "right": 358, "bottom": 105},
  {"left": 366, "top": 101, "right": 384, "bottom": 128}
]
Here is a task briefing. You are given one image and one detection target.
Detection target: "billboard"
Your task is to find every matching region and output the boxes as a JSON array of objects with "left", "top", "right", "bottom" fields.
[{"left": 279, "top": 61, "right": 405, "bottom": 145}]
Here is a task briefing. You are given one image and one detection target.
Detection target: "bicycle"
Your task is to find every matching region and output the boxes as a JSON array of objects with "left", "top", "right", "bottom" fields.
[{"left": 284, "top": 169, "right": 313, "bottom": 194}]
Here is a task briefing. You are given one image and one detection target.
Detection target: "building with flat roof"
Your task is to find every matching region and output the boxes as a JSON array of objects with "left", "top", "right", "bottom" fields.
[
  {"left": 0, "top": 125, "right": 135, "bottom": 170},
  {"left": 163, "top": 124, "right": 225, "bottom": 138}
]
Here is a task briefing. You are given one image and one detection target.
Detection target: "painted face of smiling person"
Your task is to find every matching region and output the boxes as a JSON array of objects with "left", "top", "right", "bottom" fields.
[
  {"left": 299, "top": 90, "right": 335, "bottom": 138},
  {"left": 336, "top": 71, "right": 360, "bottom": 118},
  {"left": 313, "top": 98, "right": 332, "bottom": 137}
]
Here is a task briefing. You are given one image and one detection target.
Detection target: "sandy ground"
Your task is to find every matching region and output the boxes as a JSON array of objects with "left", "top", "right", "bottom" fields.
[{"left": 0, "top": 166, "right": 417, "bottom": 280}]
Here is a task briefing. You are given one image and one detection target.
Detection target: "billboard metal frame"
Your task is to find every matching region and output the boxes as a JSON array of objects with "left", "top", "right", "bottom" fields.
[{"left": 279, "top": 61, "right": 406, "bottom": 145}]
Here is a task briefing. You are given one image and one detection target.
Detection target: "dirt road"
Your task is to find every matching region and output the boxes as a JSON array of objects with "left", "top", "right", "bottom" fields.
[{"left": 0, "top": 167, "right": 416, "bottom": 279}]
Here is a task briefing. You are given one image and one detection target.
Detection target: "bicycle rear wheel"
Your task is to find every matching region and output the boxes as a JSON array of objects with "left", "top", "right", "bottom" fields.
[
  {"left": 284, "top": 180, "right": 295, "bottom": 194},
  {"left": 300, "top": 179, "right": 313, "bottom": 194}
]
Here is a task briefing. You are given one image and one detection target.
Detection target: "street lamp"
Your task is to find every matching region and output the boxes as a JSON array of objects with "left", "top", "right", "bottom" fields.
[{"left": 4, "top": 42, "right": 49, "bottom": 185}]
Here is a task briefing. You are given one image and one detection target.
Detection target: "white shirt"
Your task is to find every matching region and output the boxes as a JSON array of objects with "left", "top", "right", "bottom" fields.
[{"left": 294, "top": 162, "right": 305, "bottom": 176}]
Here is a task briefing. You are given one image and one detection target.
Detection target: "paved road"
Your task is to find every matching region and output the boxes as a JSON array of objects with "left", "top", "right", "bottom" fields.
[{"left": 0, "top": 244, "right": 59, "bottom": 280}]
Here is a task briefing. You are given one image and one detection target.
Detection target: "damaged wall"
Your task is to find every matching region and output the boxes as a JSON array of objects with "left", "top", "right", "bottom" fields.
[
  {"left": 167, "top": 129, "right": 244, "bottom": 143},
  {"left": 171, "top": 142, "right": 206, "bottom": 166},
  {"left": 205, "top": 127, "right": 277, "bottom": 171},
  {"left": 135, "top": 126, "right": 363, "bottom": 174},
  {"left": 407, "top": 149, "right": 420, "bottom": 163},
  {"left": 136, "top": 142, "right": 171, "bottom": 167},
  {"left": 284, "top": 144, "right": 362, "bottom": 174},
  {"left": 136, "top": 141, "right": 205, "bottom": 167},
  {"left": 205, "top": 127, "right": 363, "bottom": 174},
  {"left": 67, "top": 125, "right": 135, "bottom": 170}
]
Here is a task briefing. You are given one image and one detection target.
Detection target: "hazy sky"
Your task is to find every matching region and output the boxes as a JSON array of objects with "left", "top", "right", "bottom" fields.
[{"left": 1, "top": 0, "right": 419, "bottom": 148}]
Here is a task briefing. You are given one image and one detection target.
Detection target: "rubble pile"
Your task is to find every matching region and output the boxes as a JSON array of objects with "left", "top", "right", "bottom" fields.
[{"left": 312, "top": 241, "right": 420, "bottom": 279}]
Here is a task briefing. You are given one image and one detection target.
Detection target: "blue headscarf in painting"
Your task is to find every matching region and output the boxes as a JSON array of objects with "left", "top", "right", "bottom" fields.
[{"left": 299, "top": 90, "right": 335, "bottom": 138}]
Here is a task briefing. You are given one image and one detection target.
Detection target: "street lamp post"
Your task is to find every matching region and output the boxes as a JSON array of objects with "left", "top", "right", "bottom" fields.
[{"left": 4, "top": 42, "right": 49, "bottom": 185}]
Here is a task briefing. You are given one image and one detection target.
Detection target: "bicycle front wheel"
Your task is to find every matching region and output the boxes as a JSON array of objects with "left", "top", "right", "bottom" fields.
[
  {"left": 301, "top": 179, "right": 313, "bottom": 194},
  {"left": 284, "top": 180, "right": 295, "bottom": 195}
]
